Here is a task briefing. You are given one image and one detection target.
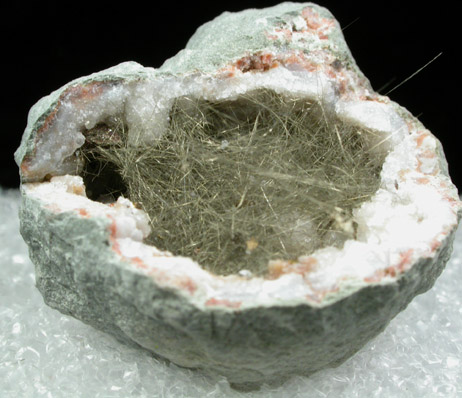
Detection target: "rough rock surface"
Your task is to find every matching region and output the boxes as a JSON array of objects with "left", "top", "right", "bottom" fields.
[
  {"left": 19, "top": 189, "right": 458, "bottom": 388},
  {"left": 15, "top": 2, "right": 461, "bottom": 389}
]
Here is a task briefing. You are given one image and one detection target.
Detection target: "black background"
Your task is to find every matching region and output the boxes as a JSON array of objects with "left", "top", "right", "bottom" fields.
[{"left": 2, "top": 1, "right": 458, "bottom": 190}]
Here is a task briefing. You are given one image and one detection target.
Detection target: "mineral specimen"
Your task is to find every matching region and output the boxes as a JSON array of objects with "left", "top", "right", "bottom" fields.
[{"left": 15, "top": 2, "right": 461, "bottom": 389}]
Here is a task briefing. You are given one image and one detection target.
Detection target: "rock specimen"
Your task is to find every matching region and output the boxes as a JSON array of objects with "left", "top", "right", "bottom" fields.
[{"left": 15, "top": 2, "right": 461, "bottom": 390}]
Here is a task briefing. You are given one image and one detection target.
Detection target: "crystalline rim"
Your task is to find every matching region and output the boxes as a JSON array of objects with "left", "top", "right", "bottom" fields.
[{"left": 18, "top": 65, "right": 461, "bottom": 310}]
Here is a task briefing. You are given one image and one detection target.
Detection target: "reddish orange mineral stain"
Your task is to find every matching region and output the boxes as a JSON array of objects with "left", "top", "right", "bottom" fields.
[
  {"left": 430, "top": 239, "right": 442, "bottom": 252},
  {"left": 267, "top": 257, "right": 318, "bottom": 280},
  {"left": 417, "top": 177, "right": 430, "bottom": 184},
  {"left": 106, "top": 215, "right": 197, "bottom": 296},
  {"left": 383, "top": 267, "right": 397, "bottom": 278},
  {"left": 364, "top": 249, "right": 414, "bottom": 283},
  {"left": 273, "top": 27, "right": 293, "bottom": 40},
  {"left": 397, "top": 249, "right": 414, "bottom": 272},
  {"left": 301, "top": 7, "right": 334, "bottom": 39},
  {"left": 364, "top": 272, "right": 384, "bottom": 284},
  {"left": 78, "top": 208, "right": 89, "bottom": 217},
  {"left": 176, "top": 277, "right": 198, "bottom": 294},
  {"left": 302, "top": 7, "right": 323, "bottom": 30},
  {"left": 206, "top": 298, "right": 242, "bottom": 309},
  {"left": 20, "top": 81, "right": 118, "bottom": 180},
  {"left": 235, "top": 53, "right": 279, "bottom": 72},
  {"left": 416, "top": 132, "right": 427, "bottom": 147},
  {"left": 20, "top": 159, "right": 32, "bottom": 175},
  {"left": 283, "top": 52, "right": 318, "bottom": 72},
  {"left": 107, "top": 216, "right": 122, "bottom": 255},
  {"left": 61, "top": 82, "right": 109, "bottom": 108},
  {"left": 131, "top": 256, "right": 148, "bottom": 269}
]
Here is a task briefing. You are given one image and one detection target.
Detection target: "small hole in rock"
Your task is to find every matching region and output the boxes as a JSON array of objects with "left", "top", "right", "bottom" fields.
[{"left": 80, "top": 123, "right": 127, "bottom": 202}]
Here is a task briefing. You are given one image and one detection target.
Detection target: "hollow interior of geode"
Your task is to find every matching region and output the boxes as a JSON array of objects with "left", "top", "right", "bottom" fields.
[{"left": 80, "top": 89, "right": 385, "bottom": 276}]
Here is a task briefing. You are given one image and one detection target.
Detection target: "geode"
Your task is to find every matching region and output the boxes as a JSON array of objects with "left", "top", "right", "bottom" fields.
[{"left": 15, "top": 2, "right": 461, "bottom": 389}]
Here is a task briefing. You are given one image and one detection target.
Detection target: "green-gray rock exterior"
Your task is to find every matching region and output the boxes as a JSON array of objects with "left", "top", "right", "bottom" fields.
[
  {"left": 161, "top": 2, "right": 356, "bottom": 75},
  {"left": 15, "top": 2, "right": 461, "bottom": 389},
  {"left": 18, "top": 187, "right": 458, "bottom": 388}
]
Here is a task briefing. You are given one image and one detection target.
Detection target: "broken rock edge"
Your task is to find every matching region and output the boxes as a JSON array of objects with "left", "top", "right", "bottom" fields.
[{"left": 18, "top": 184, "right": 459, "bottom": 385}]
